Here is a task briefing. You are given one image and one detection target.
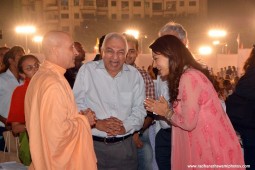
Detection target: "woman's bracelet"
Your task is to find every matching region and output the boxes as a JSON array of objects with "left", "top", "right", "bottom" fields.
[{"left": 165, "top": 108, "right": 174, "bottom": 121}]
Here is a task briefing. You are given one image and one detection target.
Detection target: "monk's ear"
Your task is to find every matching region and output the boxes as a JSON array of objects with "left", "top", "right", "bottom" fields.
[{"left": 51, "top": 47, "right": 58, "bottom": 56}]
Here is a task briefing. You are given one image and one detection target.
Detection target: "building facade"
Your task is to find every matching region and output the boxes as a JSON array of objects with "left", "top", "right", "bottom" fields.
[{"left": 20, "top": 0, "right": 207, "bottom": 34}]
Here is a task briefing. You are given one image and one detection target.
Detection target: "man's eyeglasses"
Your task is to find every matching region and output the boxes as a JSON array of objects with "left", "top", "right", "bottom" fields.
[
  {"left": 23, "top": 63, "right": 40, "bottom": 71},
  {"left": 104, "top": 48, "right": 126, "bottom": 58}
]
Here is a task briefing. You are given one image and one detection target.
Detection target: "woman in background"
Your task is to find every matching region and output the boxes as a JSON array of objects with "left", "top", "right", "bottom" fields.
[{"left": 7, "top": 54, "right": 40, "bottom": 165}]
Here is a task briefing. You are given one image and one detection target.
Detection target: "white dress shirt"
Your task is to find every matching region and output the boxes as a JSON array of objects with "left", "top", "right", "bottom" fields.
[
  {"left": 73, "top": 60, "right": 146, "bottom": 137},
  {"left": 155, "top": 75, "right": 171, "bottom": 130},
  {"left": 0, "top": 69, "right": 22, "bottom": 127}
]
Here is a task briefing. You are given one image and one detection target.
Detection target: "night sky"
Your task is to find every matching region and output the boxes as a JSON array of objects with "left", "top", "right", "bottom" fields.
[
  {"left": 208, "top": 0, "right": 255, "bottom": 24},
  {"left": 207, "top": 0, "right": 255, "bottom": 49}
]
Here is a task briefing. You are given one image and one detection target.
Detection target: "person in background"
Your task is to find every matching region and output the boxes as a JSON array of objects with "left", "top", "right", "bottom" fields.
[
  {"left": 222, "top": 79, "right": 233, "bottom": 100},
  {"left": 0, "top": 46, "right": 10, "bottom": 73},
  {"left": 93, "top": 35, "right": 105, "bottom": 61},
  {"left": 64, "top": 41, "right": 85, "bottom": 88},
  {"left": 226, "top": 45, "right": 255, "bottom": 169},
  {"left": 8, "top": 55, "right": 40, "bottom": 134},
  {"left": 7, "top": 54, "right": 40, "bottom": 165},
  {"left": 147, "top": 64, "right": 157, "bottom": 80},
  {"left": 144, "top": 35, "right": 244, "bottom": 170},
  {"left": 154, "top": 21, "right": 188, "bottom": 170},
  {"left": 124, "top": 34, "right": 155, "bottom": 170},
  {"left": 0, "top": 46, "right": 24, "bottom": 151},
  {"left": 73, "top": 32, "right": 146, "bottom": 170},
  {"left": 25, "top": 31, "right": 97, "bottom": 170}
]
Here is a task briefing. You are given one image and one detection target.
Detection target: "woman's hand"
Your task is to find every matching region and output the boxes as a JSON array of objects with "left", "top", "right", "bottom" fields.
[{"left": 144, "top": 96, "right": 169, "bottom": 116}]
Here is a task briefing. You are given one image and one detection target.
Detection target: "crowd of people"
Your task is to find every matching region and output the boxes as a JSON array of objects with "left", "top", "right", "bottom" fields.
[{"left": 0, "top": 21, "right": 254, "bottom": 170}]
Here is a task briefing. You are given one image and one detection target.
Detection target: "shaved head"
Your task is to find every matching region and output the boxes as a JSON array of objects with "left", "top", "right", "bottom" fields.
[
  {"left": 42, "top": 31, "right": 70, "bottom": 56},
  {"left": 42, "top": 31, "right": 78, "bottom": 69}
]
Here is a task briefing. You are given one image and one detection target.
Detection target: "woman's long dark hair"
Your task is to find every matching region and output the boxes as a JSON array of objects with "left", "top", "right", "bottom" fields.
[
  {"left": 149, "top": 35, "right": 213, "bottom": 106},
  {"left": 243, "top": 45, "right": 255, "bottom": 73}
]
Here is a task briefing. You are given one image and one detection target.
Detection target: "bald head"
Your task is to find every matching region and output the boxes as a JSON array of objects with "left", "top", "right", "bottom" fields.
[
  {"left": 42, "top": 31, "right": 70, "bottom": 56},
  {"left": 42, "top": 31, "right": 78, "bottom": 69}
]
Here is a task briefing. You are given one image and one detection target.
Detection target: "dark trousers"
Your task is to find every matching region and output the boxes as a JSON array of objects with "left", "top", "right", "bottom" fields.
[
  {"left": 155, "top": 128, "right": 171, "bottom": 170},
  {"left": 93, "top": 136, "right": 138, "bottom": 170},
  {"left": 238, "top": 128, "right": 255, "bottom": 170},
  {"left": 0, "top": 127, "right": 7, "bottom": 151}
]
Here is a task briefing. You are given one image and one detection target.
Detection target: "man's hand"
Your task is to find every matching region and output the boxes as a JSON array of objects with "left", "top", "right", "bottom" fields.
[
  {"left": 95, "top": 117, "right": 126, "bottom": 136},
  {"left": 133, "top": 132, "right": 143, "bottom": 148},
  {"left": 0, "top": 115, "right": 11, "bottom": 130},
  {"left": 80, "top": 108, "right": 96, "bottom": 127}
]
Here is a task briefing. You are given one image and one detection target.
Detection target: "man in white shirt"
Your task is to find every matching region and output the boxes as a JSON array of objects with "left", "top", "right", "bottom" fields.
[
  {"left": 73, "top": 32, "right": 146, "bottom": 170},
  {"left": 0, "top": 46, "right": 24, "bottom": 150}
]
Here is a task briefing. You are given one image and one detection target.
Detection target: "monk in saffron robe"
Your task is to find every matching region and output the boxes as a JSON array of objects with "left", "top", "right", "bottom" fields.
[{"left": 25, "top": 31, "right": 97, "bottom": 170}]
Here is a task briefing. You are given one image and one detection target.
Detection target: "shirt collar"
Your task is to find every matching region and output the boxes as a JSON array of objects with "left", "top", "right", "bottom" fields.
[
  {"left": 43, "top": 60, "right": 66, "bottom": 75},
  {"left": 6, "top": 69, "right": 22, "bottom": 83},
  {"left": 6, "top": 68, "right": 14, "bottom": 76}
]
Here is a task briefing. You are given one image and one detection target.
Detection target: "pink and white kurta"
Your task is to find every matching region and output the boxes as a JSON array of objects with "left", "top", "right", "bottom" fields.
[{"left": 171, "top": 68, "right": 244, "bottom": 170}]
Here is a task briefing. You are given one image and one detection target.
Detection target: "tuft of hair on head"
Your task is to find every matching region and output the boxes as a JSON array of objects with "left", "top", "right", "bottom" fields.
[
  {"left": 101, "top": 32, "right": 128, "bottom": 53},
  {"left": 123, "top": 33, "right": 139, "bottom": 51},
  {"left": 3, "top": 46, "right": 25, "bottom": 68},
  {"left": 158, "top": 21, "right": 187, "bottom": 44}
]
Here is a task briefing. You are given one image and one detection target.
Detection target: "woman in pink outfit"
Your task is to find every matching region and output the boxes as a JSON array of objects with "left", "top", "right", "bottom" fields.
[{"left": 144, "top": 35, "right": 245, "bottom": 170}]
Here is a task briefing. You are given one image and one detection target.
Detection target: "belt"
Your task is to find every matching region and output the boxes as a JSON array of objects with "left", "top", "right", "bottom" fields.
[{"left": 92, "top": 134, "right": 132, "bottom": 144}]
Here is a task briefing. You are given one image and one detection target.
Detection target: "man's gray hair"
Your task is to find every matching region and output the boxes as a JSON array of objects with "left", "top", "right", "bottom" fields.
[
  {"left": 101, "top": 32, "right": 128, "bottom": 53},
  {"left": 158, "top": 22, "right": 187, "bottom": 43}
]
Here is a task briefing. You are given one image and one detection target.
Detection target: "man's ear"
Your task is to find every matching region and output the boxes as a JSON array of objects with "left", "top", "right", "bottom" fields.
[
  {"left": 8, "top": 57, "right": 15, "bottom": 65},
  {"left": 136, "top": 47, "right": 141, "bottom": 55},
  {"left": 51, "top": 47, "right": 58, "bottom": 56},
  {"left": 100, "top": 48, "right": 103, "bottom": 55},
  {"left": 19, "top": 73, "right": 26, "bottom": 80}
]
